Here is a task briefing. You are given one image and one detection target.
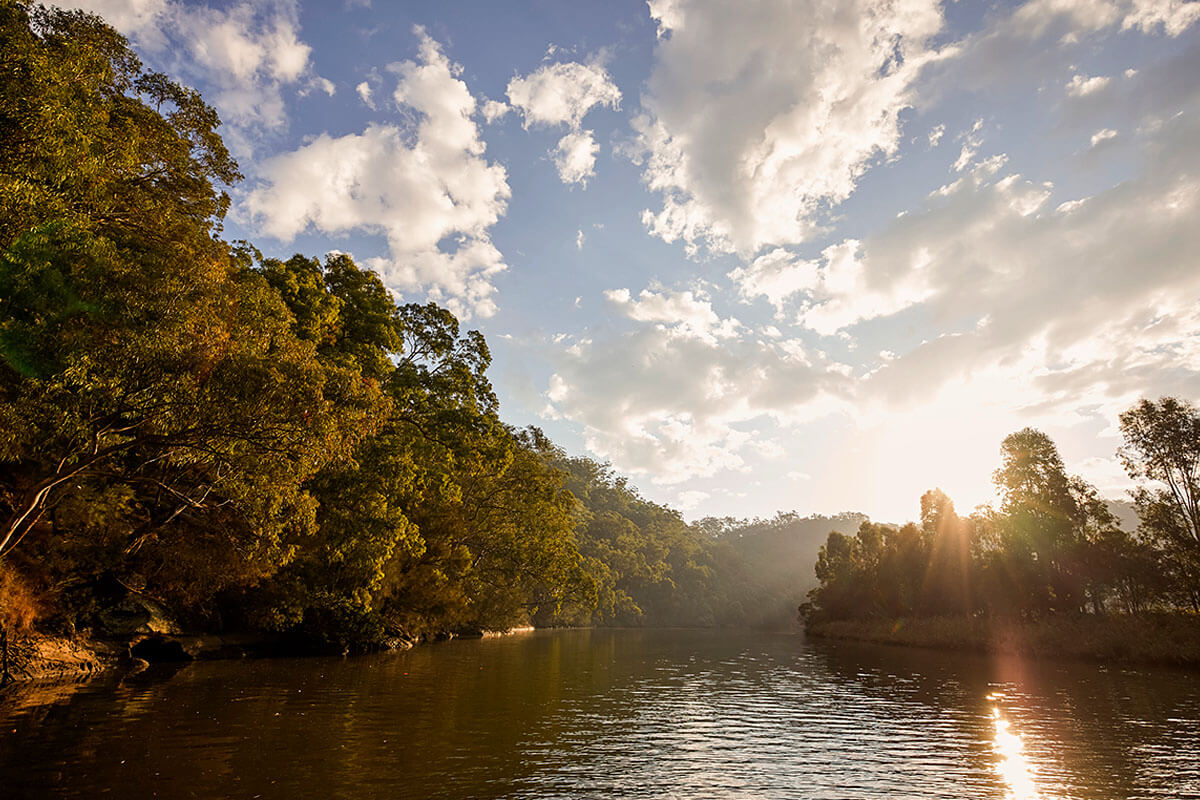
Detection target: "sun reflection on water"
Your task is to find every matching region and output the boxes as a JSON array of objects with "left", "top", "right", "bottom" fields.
[{"left": 988, "top": 693, "right": 1041, "bottom": 800}]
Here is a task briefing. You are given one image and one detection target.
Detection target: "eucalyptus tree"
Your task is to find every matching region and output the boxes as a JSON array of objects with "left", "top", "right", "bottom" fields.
[
  {"left": 1119, "top": 397, "right": 1200, "bottom": 609},
  {"left": 0, "top": 4, "right": 374, "bottom": 620}
]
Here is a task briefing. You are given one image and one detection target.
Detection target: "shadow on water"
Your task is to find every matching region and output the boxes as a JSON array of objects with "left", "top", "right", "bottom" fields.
[{"left": 1, "top": 629, "right": 1198, "bottom": 799}]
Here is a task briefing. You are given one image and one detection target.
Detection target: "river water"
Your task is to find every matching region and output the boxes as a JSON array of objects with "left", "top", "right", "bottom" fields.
[{"left": 2, "top": 628, "right": 1198, "bottom": 799}]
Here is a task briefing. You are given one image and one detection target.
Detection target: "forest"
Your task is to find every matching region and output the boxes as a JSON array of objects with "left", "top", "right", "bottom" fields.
[{"left": 2, "top": 5, "right": 1198, "bottom": 664}]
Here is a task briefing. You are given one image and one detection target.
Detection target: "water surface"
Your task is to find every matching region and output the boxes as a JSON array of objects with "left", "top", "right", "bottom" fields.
[{"left": 3, "top": 628, "right": 1198, "bottom": 798}]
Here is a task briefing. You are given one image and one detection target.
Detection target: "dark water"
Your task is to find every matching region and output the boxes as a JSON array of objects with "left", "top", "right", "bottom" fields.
[{"left": 2, "top": 629, "right": 1199, "bottom": 799}]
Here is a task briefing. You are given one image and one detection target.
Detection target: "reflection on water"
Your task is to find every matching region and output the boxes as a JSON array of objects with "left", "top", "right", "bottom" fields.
[
  {"left": 2, "top": 629, "right": 1199, "bottom": 799},
  {"left": 988, "top": 695, "right": 1040, "bottom": 800}
]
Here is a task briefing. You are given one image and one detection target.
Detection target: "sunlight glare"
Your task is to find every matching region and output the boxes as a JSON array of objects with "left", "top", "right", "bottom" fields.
[{"left": 991, "top": 706, "right": 1041, "bottom": 800}]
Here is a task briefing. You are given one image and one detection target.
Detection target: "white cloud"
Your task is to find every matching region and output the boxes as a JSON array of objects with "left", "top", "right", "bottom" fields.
[
  {"left": 481, "top": 98, "right": 510, "bottom": 123},
  {"left": 795, "top": 239, "right": 938, "bottom": 336},
  {"left": 507, "top": 61, "right": 621, "bottom": 129},
  {"left": 674, "top": 490, "right": 711, "bottom": 510},
  {"left": 727, "top": 249, "right": 819, "bottom": 313},
  {"left": 842, "top": 90, "right": 1200, "bottom": 416},
  {"left": 952, "top": 120, "right": 988, "bottom": 173},
  {"left": 302, "top": 76, "right": 336, "bottom": 97},
  {"left": 1012, "top": 0, "right": 1200, "bottom": 38},
  {"left": 1067, "top": 73, "right": 1111, "bottom": 96},
  {"left": 242, "top": 30, "right": 510, "bottom": 319},
  {"left": 545, "top": 324, "right": 850, "bottom": 483},
  {"left": 604, "top": 287, "right": 741, "bottom": 344},
  {"left": 356, "top": 80, "right": 375, "bottom": 109},
  {"left": 1090, "top": 127, "right": 1118, "bottom": 147},
  {"left": 633, "top": 0, "right": 949, "bottom": 256},
  {"left": 553, "top": 130, "right": 600, "bottom": 186},
  {"left": 930, "top": 0, "right": 1200, "bottom": 98},
  {"left": 728, "top": 235, "right": 939, "bottom": 337},
  {"left": 928, "top": 124, "right": 946, "bottom": 148},
  {"left": 576, "top": 229, "right": 585, "bottom": 250},
  {"left": 67, "top": 0, "right": 321, "bottom": 155},
  {"left": 506, "top": 60, "right": 621, "bottom": 186}
]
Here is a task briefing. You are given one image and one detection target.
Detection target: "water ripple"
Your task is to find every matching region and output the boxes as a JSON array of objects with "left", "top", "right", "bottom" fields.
[{"left": 2, "top": 629, "right": 1199, "bottom": 799}]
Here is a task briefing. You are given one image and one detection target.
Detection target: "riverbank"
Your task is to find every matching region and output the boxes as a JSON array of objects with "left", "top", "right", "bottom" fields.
[
  {"left": 1, "top": 632, "right": 117, "bottom": 684},
  {"left": 805, "top": 614, "right": 1200, "bottom": 667},
  {"left": 0, "top": 622, "right": 545, "bottom": 688}
]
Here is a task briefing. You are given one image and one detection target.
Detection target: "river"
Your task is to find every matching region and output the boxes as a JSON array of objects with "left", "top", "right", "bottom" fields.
[{"left": 2, "top": 628, "right": 1198, "bottom": 798}]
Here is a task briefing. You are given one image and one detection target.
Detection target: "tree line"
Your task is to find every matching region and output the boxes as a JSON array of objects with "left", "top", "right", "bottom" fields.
[{"left": 803, "top": 402, "right": 1200, "bottom": 624}]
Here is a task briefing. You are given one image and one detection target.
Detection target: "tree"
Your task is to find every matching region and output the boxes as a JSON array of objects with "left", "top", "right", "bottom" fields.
[
  {"left": 0, "top": 3, "right": 239, "bottom": 252},
  {"left": 990, "top": 428, "right": 1088, "bottom": 615},
  {"left": 0, "top": 5, "right": 375, "bottom": 623},
  {"left": 1119, "top": 397, "right": 1200, "bottom": 609},
  {"left": 918, "top": 489, "right": 973, "bottom": 615}
]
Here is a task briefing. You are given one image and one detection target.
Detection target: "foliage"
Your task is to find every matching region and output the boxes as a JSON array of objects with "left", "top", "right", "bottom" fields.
[
  {"left": 805, "top": 417, "right": 1194, "bottom": 624},
  {"left": 1119, "top": 397, "right": 1200, "bottom": 609},
  {"left": 0, "top": 6, "right": 372, "bottom": 627}
]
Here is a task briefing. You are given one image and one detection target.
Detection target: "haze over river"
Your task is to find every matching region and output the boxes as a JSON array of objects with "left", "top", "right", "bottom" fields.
[{"left": 3, "top": 628, "right": 1198, "bottom": 798}]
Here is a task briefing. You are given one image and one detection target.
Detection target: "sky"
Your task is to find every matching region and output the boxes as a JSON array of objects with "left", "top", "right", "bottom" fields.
[{"left": 69, "top": 0, "right": 1200, "bottom": 523}]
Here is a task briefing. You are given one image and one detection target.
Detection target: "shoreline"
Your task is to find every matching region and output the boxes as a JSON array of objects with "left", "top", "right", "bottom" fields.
[
  {"left": 0, "top": 623, "right": 548, "bottom": 689},
  {"left": 805, "top": 613, "right": 1200, "bottom": 668}
]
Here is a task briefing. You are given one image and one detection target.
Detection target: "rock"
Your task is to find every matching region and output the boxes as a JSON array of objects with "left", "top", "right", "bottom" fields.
[
  {"left": 1, "top": 632, "right": 115, "bottom": 683},
  {"left": 381, "top": 636, "right": 414, "bottom": 651},
  {"left": 94, "top": 593, "right": 181, "bottom": 638}
]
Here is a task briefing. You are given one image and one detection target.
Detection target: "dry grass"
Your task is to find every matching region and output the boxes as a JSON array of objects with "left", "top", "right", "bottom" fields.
[
  {"left": 0, "top": 563, "right": 40, "bottom": 632},
  {"left": 807, "top": 613, "right": 1200, "bottom": 667}
]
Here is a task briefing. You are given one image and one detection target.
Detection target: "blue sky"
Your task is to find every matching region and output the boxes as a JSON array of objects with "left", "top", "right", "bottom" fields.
[{"left": 73, "top": 0, "right": 1200, "bottom": 522}]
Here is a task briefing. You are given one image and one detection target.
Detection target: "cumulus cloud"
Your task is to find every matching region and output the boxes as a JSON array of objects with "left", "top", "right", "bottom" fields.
[
  {"left": 1011, "top": 0, "right": 1200, "bottom": 38},
  {"left": 1067, "top": 73, "right": 1111, "bottom": 96},
  {"left": 507, "top": 60, "right": 621, "bottom": 128},
  {"left": 242, "top": 30, "right": 510, "bottom": 319},
  {"left": 604, "top": 286, "right": 742, "bottom": 344},
  {"left": 480, "top": 98, "right": 510, "bottom": 123},
  {"left": 553, "top": 130, "right": 601, "bottom": 186},
  {"left": 633, "top": 0, "right": 949, "bottom": 256},
  {"left": 727, "top": 249, "right": 819, "bottom": 314},
  {"left": 356, "top": 80, "right": 375, "bottom": 109},
  {"left": 545, "top": 324, "right": 850, "bottom": 484},
  {"left": 507, "top": 60, "right": 621, "bottom": 185},
  {"left": 66, "top": 0, "right": 320, "bottom": 154}
]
